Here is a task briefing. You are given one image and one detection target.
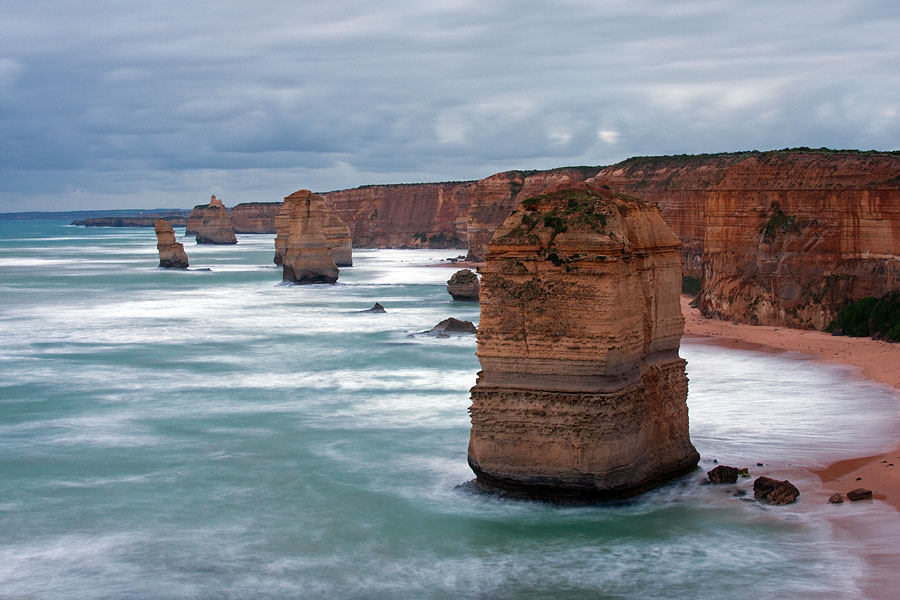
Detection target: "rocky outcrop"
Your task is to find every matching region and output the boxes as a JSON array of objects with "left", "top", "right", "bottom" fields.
[
  {"left": 195, "top": 195, "right": 237, "bottom": 244},
  {"left": 423, "top": 317, "right": 477, "bottom": 336},
  {"left": 184, "top": 204, "right": 207, "bottom": 235},
  {"left": 447, "top": 269, "right": 480, "bottom": 301},
  {"left": 274, "top": 191, "right": 353, "bottom": 267},
  {"left": 230, "top": 202, "right": 280, "bottom": 233},
  {"left": 80, "top": 215, "right": 188, "bottom": 228},
  {"left": 467, "top": 183, "right": 699, "bottom": 500},
  {"left": 279, "top": 190, "right": 339, "bottom": 284},
  {"left": 154, "top": 219, "right": 189, "bottom": 269},
  {"left": 707, "top": 465, "right": 739, "bottom": 484}
]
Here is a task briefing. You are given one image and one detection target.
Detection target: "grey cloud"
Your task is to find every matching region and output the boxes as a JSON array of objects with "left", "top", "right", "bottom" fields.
[{"left": 1, "top": 0, "right": 899, "bottom": 210}]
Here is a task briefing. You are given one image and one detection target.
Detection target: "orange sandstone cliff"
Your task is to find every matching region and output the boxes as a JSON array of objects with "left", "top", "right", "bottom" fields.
[
  {"left": 467, "top": 183, "right": 699, "bottom": 500},
  {"left": 231, "top": 202, "right": 281, "bottom": 234},
  {"left": 275, "top": 191, "right": 353, "bottom": 267}
]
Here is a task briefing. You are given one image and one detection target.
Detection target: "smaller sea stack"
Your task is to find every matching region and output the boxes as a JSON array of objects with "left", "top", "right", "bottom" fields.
[
  {"left": 275, "top": 193, "right": 352, "bottom": 267},
  {"left": 196, "top": 195, "right": 237, "bottom": 244},
  {"left": 467, "top": 182, "right": 699, "bottom": 500},
  {"left": 447, "top": 269, "right": 480, "bottom": 301},
  {"left": 280, "top": 190, "right": 339, "bottom": 284},
  {"left": 154, "top": 219, "right": 189, "bottom": 269}
]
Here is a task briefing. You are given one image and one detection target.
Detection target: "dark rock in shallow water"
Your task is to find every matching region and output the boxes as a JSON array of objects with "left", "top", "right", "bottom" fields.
[
  {"left": 707, "top": 465, "right": 739, "bottom": 484},
  {"left": 753, "top": 476, "right": 799, "bottom": 505},
  {"left": 422, "top": 317, "right": 476, "bottom": 336},
  {"left": 827, "top": 493, "right": 844, "bottom": 504},
  {"left": 361, "top": 302, "right": 386, "bottom": 313},
  {"left": 847, "top": 488, "right": 873, "bottom": 501}
]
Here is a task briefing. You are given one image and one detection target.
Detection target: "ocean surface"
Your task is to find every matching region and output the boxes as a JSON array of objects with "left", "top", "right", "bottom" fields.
[{"left": 1, "top": 221, "right": 899, "bottom": 599}]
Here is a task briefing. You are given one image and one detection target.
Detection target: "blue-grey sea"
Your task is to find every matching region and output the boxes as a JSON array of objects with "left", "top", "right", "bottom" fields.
[{"left": 1, "top": 221, "right": 899, "bottom": 599}]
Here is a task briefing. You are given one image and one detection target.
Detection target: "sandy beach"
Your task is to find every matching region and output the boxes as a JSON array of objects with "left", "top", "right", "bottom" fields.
[{"left": 681, "top": 295, "right": 900, "bottom": 512}]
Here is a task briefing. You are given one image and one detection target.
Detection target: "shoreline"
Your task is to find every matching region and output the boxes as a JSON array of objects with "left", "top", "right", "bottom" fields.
[
  {"left": 681, "top": 295, "right": 900, "bottom": 512},
  {"left": 681, "top": 295, "right": 900, "bottom": 599}
]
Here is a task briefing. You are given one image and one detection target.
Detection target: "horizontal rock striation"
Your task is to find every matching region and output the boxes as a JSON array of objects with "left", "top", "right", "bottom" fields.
[
  {"left": 467, "top": 183, "right": 699, "bottom": 500},
  {"left": 231, "top": 202, "right": 281, "bottom": 233},
  {"left": 196, "top": 195, "right": 237, "bottom": 244},
  {"left": 274, "top": 192, "right": 353, "bottom": 267},
  {"left": 279, "top": 190, "right": 339, "bottom": 284},
  {"left": 154, "top": 219, "right": 189, "bottom": 269}
]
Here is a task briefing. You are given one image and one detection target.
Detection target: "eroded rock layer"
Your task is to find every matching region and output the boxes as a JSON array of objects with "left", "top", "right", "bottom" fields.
[
  {"left": 196, "top": 195, "right": 237, "bottom": 244},
  {"left": 468, "top": 183, "right": 699, "bottom": 500},
  {"left": 154, "top": 219, "right": 189, "bottom": 269},
  {"left": 231, "top": 202, "right": 281, "bottom": 233},
  {"left": 279, "top": 190, "right": 339, "bottom": 284},
  {"left": 275, "top": 193, "right": 353, "bottom": 267}
]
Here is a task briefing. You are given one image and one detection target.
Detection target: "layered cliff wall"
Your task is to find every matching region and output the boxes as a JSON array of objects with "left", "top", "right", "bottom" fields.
[
  {"left": 231, "top": 202, "right": 280, "bottom": 233},
  {"left": 467, "top": 183, "right": 698, "bottom": 499}
]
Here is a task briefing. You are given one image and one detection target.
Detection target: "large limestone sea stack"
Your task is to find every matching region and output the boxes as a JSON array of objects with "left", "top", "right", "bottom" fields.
[
  {"left": 467, "top": 182, "right": 699, "bottom": 500},
  {"left": 196, "top": 195, "right": 237, "bottom": 244},
  {"left": 279, "top": 190, "right": 340, "bottom": 284},
  {"left": 154, "top": 219, "right": 189, "bottom": 269},
  {"left": 275, "top": 191, "right": 353, "bottom": 267}
]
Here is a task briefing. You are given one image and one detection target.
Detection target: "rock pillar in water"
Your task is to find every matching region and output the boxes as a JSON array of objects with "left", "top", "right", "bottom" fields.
[
  {"left": 280, "top": 190, "right": 340, "bottom": 284},
  {"left": 196, "top": 195, "right": 237, "bottom": 244},
  {"left": 447, "top": 269, "right": 480, "bottom": 301},
  {"left": 467, "top": 182, "right": 699, "bottom": 500},
  {"left": 154, "top": 219, "right": 189, "bottom": 269},
  {"left": 275, "top": 192, "right": 353, "bottom": 267}
]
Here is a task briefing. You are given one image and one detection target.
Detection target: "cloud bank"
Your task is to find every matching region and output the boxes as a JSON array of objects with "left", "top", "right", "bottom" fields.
[{"left": 1, "top": 0, "right": 898, "bottom": 210}]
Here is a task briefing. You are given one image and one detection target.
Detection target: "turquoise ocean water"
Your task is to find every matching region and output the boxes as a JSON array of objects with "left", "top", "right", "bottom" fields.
[{"left": 1, "top": 221, "right": 899, "bottom": 599}]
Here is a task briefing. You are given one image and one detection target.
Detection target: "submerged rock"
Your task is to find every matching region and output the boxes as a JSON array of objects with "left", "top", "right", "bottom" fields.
[
  {"left": 279, "top": 190, "right": 339, "bottom": 284},
  {"left": 361, "top": 302, "right": 386, "bottom": 313},
  {"left": 423, "top": 318, "right": 476, "bottom": 335},
  {"left": 447, "top": 269, "right": 480, "bottom": 301},
  {"left": 467, "top": 183, "right": 699, "bottom": 501},
  {"left": 753, "top": 476, "right": 799, "bottom": 505},
  {"left": 196, "top": 195, "right": 237, "bottom": 244},
  {"left": 154, "top": 220, "right": 189, "bottom": 269}
]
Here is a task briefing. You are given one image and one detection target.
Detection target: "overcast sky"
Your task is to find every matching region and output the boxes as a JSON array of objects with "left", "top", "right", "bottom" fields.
[{"left": 1, "top": 1, "right": 898, "bottom": 211}]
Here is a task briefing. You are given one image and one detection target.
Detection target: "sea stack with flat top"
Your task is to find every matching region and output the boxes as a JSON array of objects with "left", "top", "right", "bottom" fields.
[
  {"left": 275, "top": 192, "right": 352, "bottom": 267},
  {"left": 467, "top": 182, "right": 699, "bottom": 500},
  {"left": 279, "top": 190, "right": 339, "bottom": 284},
  {"left": 196, "top": 195, "right": 237, "bottom": 244},
  {"left": 154, "top": 219, "right": 189, "bottom": 269}
]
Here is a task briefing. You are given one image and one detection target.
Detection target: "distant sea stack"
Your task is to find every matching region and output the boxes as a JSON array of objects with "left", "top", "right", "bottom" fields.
[
  {"left": 275, "top": 191, "right": 352, "bottom": 267},
  {"left": 467, "top": 183, "right": 699, "bottom": 500},
  {"left": 154, "top": 219, "right": 189, "bottom": 269},
  {"left": 447, "top": 269, "right": 480, "bottom": 301},
  {"left": 195, "top": 195, "right": 237, "bottom": 244},
  {"left": 279, "top": 190, "right": 340, "bottom": 284}
]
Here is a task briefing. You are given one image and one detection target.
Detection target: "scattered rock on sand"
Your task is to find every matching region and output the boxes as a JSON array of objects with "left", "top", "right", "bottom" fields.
[
  {"left": 753, "top": 476, "right": 800, "bottom": 505},
  {"left": 828, "top": 493, "right": 844, "bottom": 504},
  {"left": 847, "top": 488, "right": 873, "bottom": 501},
  {"left": 707, "top": 465, "right": 739, "bottom": 484}
]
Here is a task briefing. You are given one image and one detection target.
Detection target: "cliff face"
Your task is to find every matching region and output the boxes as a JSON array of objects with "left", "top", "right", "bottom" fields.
[
  {"left": 231, "top": 202, "right": 280, "bottom": 233},
  {"left": 274, "top": 192, "right": 353, "bottom": 267},
  {"left": 196, "top": 195, "right": 237, "bottom": 244},
  {"left": 467, "top": 183, "right": 699, "bottom": 500},
  {"left": 319, "top": 182, "right": 475, "bottom": 248},
  {"left": 154, "top": 219, "right": 188, "bottom": 269},
  {"left": 185, "top": 205, "right": 206, "bottom": 235},
  {"left": 279, "top": 190, "right": 340, "bottom": 284}
]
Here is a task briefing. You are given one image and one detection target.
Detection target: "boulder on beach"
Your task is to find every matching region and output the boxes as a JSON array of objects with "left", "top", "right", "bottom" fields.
[
  {"left": 847, "top": 488, "right": 873, "bottom": 501},
  {"left": 753, "top": 476, "right": 799, "bottom": 505},
  {"left": 707, "top": 465, "right": 739, "bottom": 484}
]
